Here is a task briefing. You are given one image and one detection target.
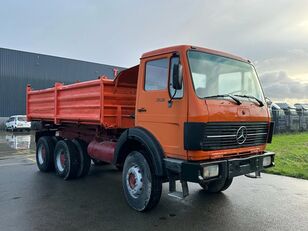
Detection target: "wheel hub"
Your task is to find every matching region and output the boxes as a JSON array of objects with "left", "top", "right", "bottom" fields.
[
  {"left": 38, "top": 145, "right": 46, "bottom": 165},
  {"left": 128, "top": 173, "right": 137, "bottom": 189},
  {"left": 60, "top": 152, "right": 65, "bottom": 166},
  {"left": 56, "top": 150, "right": 66, "bottom": 172},
  {"left": 126, "top": 166, "right": 143, "bottom": 198}
]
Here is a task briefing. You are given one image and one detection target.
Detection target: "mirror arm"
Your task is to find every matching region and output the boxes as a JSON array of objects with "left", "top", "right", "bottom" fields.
[{"left": 168, "top": 89, "right": 177, "bottom": 108}]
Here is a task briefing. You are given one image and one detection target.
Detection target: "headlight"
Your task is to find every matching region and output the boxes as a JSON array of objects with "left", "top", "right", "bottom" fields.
[
  {"left": 263, "top": 156, "right": 272, "bottom": 167},
  {"left": 203, "top": 165, "right": 219, "bottom": 178}
]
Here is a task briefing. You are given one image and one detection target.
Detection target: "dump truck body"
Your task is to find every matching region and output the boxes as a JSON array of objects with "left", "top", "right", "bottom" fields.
[{"left": 27, "top": 77, "right": 136, "bottom": 128}]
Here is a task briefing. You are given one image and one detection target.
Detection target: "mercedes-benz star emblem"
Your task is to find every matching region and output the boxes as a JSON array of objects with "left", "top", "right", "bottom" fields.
[{"left": 236, "top": 126, "right": 247, "bottom": 144}]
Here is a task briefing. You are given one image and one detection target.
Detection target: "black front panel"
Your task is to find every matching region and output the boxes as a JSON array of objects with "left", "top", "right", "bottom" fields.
[{"left": 184, "top": 122, "right": 269, "bottom": 151}]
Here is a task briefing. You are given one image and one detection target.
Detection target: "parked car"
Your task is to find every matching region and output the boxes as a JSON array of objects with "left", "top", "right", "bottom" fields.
[
  {"left": 5, "top": 134, "right": 31, "bottom": 149},
  {"left": 5, "top": 115, "right": 31, "bottom": 132}
]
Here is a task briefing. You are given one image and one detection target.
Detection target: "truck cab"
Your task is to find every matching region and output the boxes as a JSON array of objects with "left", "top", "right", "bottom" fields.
[{"left": 133, "top": 45, "right": 273, "bottom": 160}]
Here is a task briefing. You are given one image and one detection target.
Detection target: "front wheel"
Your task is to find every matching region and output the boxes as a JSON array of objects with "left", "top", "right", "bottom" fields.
[
  {"left": 199, "top": 177, "right": 233, "bottom": 193},
  {"left": 122, "top": 151, "right": 162, "bottom": 212}
]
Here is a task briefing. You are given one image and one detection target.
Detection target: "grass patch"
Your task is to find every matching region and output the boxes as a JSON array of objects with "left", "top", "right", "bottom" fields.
[{"left": 265, "top": 132, "right": 308, "bottom": 179}]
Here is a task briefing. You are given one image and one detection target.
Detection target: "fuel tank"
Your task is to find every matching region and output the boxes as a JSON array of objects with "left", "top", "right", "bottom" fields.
[{"left": 87, "top": 140, "right": 116, "bottom": 164}]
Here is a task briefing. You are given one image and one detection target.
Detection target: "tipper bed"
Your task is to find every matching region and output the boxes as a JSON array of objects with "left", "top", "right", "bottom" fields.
[{"left": 27, "top": 74, "right": 137, "bottom": 128}]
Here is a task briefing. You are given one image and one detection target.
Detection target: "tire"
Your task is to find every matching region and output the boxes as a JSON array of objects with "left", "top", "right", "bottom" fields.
[
  {"left": 54, "top": 140, "right": 80, "bottom": 180},
  {"left": 51, "top": 136, "right": 62, "bottom": 146},
  {"left": 72, "top": 139, "right": 91, "bottom": 178},
  {"left": 36, "top": 136, "right": 55, "bottom": 172},
  {"left": 122, "top": 151, "right": 162, "bottom": 212},
  {"left": 199, "top": 177, "right": 233, "bottom": 193}
]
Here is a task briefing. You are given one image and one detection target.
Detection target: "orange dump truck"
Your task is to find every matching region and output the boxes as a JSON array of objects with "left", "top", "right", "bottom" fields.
[{"left": 27, "top": 45, "right": 275, "bottom": 211}]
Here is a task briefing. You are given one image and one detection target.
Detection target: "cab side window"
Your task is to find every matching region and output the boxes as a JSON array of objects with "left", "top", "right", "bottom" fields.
[{"left": 145, "top": 58, "right": 169, "bottom": 91}]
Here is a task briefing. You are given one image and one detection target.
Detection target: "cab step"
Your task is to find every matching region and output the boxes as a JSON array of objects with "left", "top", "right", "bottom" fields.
[
  {"left": 168, "top": 177, "right": 189, "bottom": 199},
  {"left": 245, "top": 171, "right": 261, "bottom": 178}
]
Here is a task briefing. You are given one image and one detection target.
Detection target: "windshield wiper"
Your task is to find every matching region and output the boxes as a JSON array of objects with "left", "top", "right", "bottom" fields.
[
  {"left": 205, "top": 94, "right": 242, "bottom": 105},
  {"left": 234, "top": 94, "right": 264, "bottom": 107}
]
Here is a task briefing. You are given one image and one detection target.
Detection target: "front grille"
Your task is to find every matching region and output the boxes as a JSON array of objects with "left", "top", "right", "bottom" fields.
[{"left": 201, "top": 122, "right": 269, "bottom": 150}]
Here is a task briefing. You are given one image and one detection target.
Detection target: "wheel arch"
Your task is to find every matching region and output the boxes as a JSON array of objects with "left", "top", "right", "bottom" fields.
[
  {"left": 113, "top": 127, "right": 166, "bottom": 176},
  {"left": 35, "top": 130, "right": 56, "bottom": 143}
]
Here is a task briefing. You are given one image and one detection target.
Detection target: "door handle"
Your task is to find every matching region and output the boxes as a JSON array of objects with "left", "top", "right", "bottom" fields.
[{"left": 137, "top": 107, "right": 147, "bottom": 112}]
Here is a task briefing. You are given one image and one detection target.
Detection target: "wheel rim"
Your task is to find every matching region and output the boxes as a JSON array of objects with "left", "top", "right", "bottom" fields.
[
  {"left": 38, "top": 145, "right": 46, "bottom": 165},
  {"left": 126, "top": 165, "right": 143, "bottom": 198},
  {"left": 56, "top": 150, "right": 66, "bottom": 172}
]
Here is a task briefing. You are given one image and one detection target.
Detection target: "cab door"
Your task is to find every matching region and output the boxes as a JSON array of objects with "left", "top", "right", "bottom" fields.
[{"left": 135, "top": 54, "right": 187, "bottom": 160}]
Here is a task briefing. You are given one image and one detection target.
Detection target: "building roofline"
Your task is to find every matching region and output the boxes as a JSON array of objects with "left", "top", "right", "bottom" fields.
[{"left": 0, "top": 47, "right": 126, "bottom": 69}]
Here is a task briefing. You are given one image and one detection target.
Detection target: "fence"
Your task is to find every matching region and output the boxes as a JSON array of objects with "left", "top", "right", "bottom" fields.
[{"left": 269, "top": 103, "right": 308, "bottom": 134}]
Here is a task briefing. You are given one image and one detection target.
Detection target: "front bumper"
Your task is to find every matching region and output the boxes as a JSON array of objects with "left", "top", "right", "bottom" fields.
[
  {"left": 164, "top": 151, "right": 275, "bottom": 183},
  {"left": 16, "top": 124, "right": 31, "bottom": 128}
]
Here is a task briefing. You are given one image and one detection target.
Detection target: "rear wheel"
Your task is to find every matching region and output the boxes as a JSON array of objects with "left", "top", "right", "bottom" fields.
[
  {"left": 54, "top": 140, "right": 80, "bottom": 180},
  {"left": 51, "top": 136, "right": 62, "bottom": 146},
  {"left": 36, "top": 136, "right": 55, "bottom": 172},
  {"left": 199, "top": 177, "right": 233, "bottom": 193},
  {"left": 72, "top": 139, "right": 91, "bottom": 178},
  {"left": 122, "top": 151, "right": 162, "bottom": 211}
]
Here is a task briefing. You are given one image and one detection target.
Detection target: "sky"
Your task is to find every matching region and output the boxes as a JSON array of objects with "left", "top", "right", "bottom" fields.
[{"left": 1, "top": 0, "right": 308, "bottom": 102}]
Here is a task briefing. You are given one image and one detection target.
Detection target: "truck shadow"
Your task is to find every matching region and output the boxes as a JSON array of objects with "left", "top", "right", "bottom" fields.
[{"left": 25, "top": 166, "right": 238, "bottom": 230}]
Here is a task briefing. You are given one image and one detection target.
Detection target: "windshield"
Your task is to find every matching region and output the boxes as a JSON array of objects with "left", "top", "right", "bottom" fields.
[
  {"left": 17, "top": 117, "right": 27, "bottom": 121},
  {"left": 187, "top": 51, "right": 264, "bottom": 102}
]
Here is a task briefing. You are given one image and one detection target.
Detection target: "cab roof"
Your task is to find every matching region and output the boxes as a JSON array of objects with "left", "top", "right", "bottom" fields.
[{"left": 141, "top": 45, "right": 249, "bottom": 63}]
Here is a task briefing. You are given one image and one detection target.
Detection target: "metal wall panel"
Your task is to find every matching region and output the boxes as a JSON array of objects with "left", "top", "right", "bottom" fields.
[{"left": 0, "top": 48, "right": 125, "bottom": 117}]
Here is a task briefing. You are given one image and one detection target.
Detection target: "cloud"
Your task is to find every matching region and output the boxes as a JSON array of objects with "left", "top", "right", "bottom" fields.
[
  {"left": 260, "top": 71, "right": 308, "bottom": 99},
  {"left": 254, "top": 48, "right": 308, "bottom": 76},
  {"left": 1, "top": 1, "right": 308, "bottom": 67}
]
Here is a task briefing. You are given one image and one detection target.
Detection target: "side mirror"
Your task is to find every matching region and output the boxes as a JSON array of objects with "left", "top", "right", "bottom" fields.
[
  {"left": 265, "top": 97, "right": 272, "bottom": 107},
  {"left": 172, "top": 63, "right": 183, "bottom": 90}
]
